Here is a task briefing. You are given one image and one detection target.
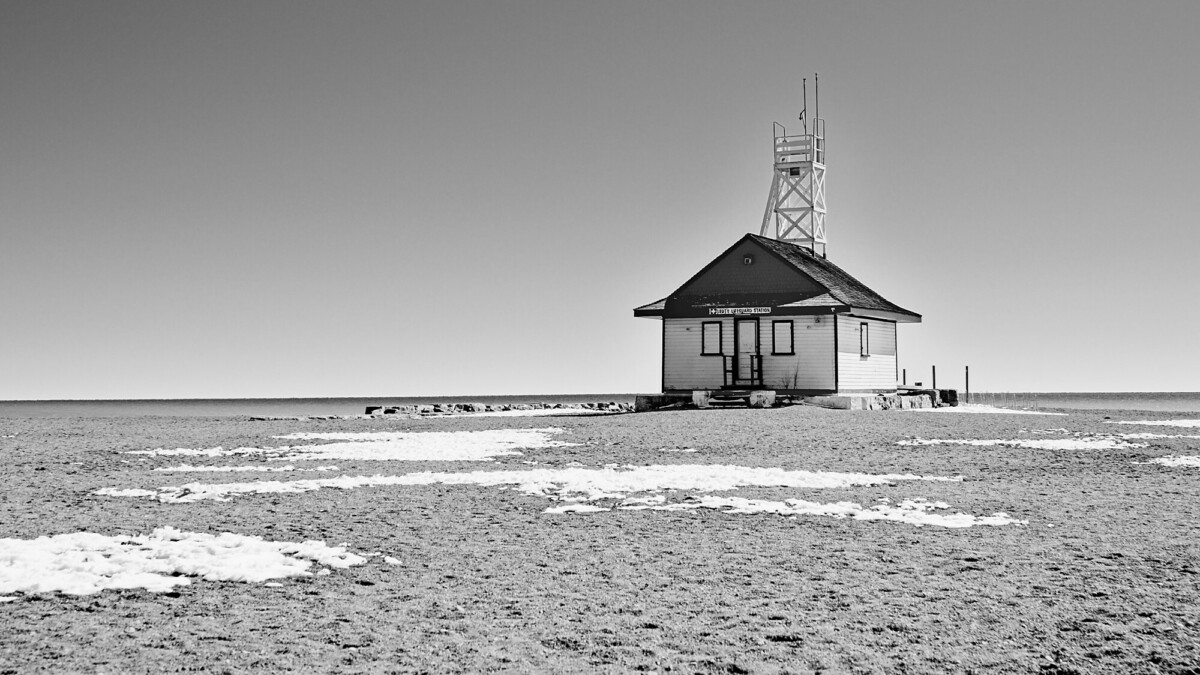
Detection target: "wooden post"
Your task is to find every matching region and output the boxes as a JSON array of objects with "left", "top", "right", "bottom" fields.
[
  {"left": 965, "top": 366, "right": 970, "bottom": 404},
  {"left": 902, "top": 368, "right": 906, "bottom": 386},
  {"left": 932, "top": 365, "right": 937, "bottom": 390}
]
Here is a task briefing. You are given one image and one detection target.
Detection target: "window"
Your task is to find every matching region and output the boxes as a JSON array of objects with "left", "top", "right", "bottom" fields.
[
  {"left": 859, "top": 322, "right": 869, "bottom": 357},
  {"left": 701, "top": 321, "right": 722, "bottom": 355},
  {"left": 771, "top": 320, "right": 794, "bottom": 355}
]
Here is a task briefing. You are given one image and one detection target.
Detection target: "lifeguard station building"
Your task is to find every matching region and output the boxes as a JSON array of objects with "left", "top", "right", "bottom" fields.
[{"left": 634, "top": 96, "right": 920, "bottom": 397}]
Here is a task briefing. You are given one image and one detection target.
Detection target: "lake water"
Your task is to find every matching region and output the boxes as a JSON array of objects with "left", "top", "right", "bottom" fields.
[{"left": 1, "top": 392, "right": 1198, "bottom": 418}]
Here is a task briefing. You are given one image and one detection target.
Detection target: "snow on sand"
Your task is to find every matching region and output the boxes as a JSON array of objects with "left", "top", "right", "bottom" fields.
[
  {"left": 97, "top": 463, "right": 961, "bottom": 504},
  {"left": 155, "top": 465, "right": 341, "bottom": 473},
  {"left": 127, "top": 428, "right": 574, "bottom": 462},
  {"left": 575, "top": 495, "right": 1024, "bottom": 528},
  {"left": 898, "top": 436, "right": 1147, "bottom": 451},
  {"left": 98, "top": 427, "right": 1026, "bottom": 529},
  {"left": 1140, "top": 456, "right": 1200, "bottom": 468},
  {"left": 94, "top": 463, "right": 1020, "bottom": 528},
  {"left": 0, "top": 527, "right": 366, "bottom": 597},
  {"left": 1110, "top": 419, "right": 1200, "bottom": 428},
  {"left": 906, "top": 405, "right": 1065, "bottom": 416}
]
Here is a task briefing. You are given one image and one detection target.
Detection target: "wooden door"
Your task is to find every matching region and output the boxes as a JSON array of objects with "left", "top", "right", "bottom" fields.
[{"left": 735, "top": 319, "right": 758, "bottom": 384}]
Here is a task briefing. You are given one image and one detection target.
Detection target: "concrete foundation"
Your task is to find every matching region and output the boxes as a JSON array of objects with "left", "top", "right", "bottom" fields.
[
  {"left": 800, "top": 393, "right": 935, "bottom": 410},
  {"left": 635, "top": 394, "right": 683, "bottom": 412},
  {"left": 748, "top": 391, "right": 776, "bottom": 408}
]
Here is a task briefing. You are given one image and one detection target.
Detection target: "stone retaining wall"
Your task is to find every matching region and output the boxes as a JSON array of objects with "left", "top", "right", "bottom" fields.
[{"left": 799, "top": 393, "right": 935, "bottom": 410}]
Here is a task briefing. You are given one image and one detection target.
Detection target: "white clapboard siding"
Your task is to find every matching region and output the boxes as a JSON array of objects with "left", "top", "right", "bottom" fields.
[
  {"left": 837, "top": 352, "right": 898, "bottom": 391},
  {"left": 836, "top": 315, "right": 898, "bottom": 391},
  {"left": 663, "top": 318, "right": 729, "bottom": 390},
  {"left": 761, "top": 316, "right": 835, "bottom": 390},
  {"left": 664, "top": 317, "right": 836, "bottom": 391}
]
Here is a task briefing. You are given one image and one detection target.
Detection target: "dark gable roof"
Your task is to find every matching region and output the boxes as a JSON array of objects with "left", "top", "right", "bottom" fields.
[
  {"left": 634, "top": 233, "right": 920, "bottom": 321},
  {"left": 749, "top": 234, "right": 920, "bottom": 320}
]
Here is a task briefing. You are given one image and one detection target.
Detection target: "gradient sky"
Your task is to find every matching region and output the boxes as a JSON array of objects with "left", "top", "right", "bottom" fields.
[{"left": 3, "top": 1, "right": 1198, "bottom": 400}]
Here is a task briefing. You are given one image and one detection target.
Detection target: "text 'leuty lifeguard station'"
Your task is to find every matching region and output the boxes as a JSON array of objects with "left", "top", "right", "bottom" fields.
[{"left": 634, "top": 82, "right": 921, "bottom": 406}]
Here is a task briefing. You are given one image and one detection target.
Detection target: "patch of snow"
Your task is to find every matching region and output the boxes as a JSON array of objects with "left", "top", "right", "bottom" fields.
[
  {"left": 128, "top": 446, "right": 259, "bottom": 457},
  {"left": 128, "top": 428, "right": 573, "bottom": 462},
  {"left": 0, "top": 527, "right": 365, "bottom": 596},
  {"left": 383, "top": 556, "right": 401, "bottom": 565},
  {"left": 683, "top": 496, "right": 1024, "bottom": 527},
  {"left": 154, "top": 465, "right": 340, "bottom": 473},
  {"left": 1141, "top": 456, "right": 1200, "bottom": 468},
  {"left": 96, "top": 464, "right": 961, "bottom": 504},
  {"left": 1110, "top": 419, "right": 1200, "bottom": 428},
  {"left": 898, "top": 436, "right": 1146, "bottom": 451},
  {"left": 656, "top": 447, "right": 699, "bottom": 453},
  {"left": 544, "top": 503, "right": 610, "bottom": 514},
  {"left": 1119, "top": 433, "right": 1200, "bottom": 440},
  {"left": 906, "top": 405, "right": 1065, "bottom": 416},
  {"left": 94, "top": 488, "right": 161, "bottom": 498},
  {"left": 0, "top": 595, "right": 18, "bottom": 602},
  {"left": 620, "top": 494, "right": 667, "bottom": 507},
  {"left": 270, "top": 429, "right": 574, "bottom": 461},
  {"left": 581, "top": 495, "right": 1024, "bottom": 527}
]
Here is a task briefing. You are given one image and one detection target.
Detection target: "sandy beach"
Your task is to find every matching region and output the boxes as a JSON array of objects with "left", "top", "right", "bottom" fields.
[{"left": 2, "top": 404, "right": 1198, "bottom": 674}]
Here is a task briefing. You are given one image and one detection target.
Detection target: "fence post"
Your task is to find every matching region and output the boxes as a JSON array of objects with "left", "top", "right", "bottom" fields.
[
  {"left": 932, "top": 365, "right": 937, "bottom": 390},
  {"left": 965, "top": 366, "right": 970, "bottom": 404}
]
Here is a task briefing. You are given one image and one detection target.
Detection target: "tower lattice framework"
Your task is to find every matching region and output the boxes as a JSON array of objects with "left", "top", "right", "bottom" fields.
[{"left": 760, "top": 119, "right": 826, "bottom": 256}]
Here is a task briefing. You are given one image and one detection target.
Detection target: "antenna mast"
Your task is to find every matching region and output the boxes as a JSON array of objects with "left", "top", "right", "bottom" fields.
[
  {"left": 802, "top": 78, "right": 807, "bottom": 135},
  {"left": 760, "top": 73, "right": 827, "bottom": 256}
]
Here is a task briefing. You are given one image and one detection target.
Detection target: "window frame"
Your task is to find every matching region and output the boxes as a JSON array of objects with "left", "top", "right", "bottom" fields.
[
  {"left": 701, "top": 321, "right": 723, "bottom": 356},
  {"left": 859, "top": 322, "right": 870, "bottom": 357},
  {"left": 771, "top": 320, "right": 795, "bottom": 356}
]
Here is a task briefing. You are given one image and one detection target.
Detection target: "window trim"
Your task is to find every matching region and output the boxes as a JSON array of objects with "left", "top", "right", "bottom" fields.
[
  {"left": 771, "top": 320, "right": 795, "bottom": 355},
  {"left": 859, "top": 322, "right": 870, "bottom": 357},
  {"left": 701, "top": 321, "right": 723, "bottom": 356}
]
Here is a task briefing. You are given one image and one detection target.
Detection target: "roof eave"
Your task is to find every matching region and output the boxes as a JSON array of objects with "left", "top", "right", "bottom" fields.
[
  {"left": 846, "top": 307, "right": 923, "bottom": 323},
  {"left": 633, "top": 298, "right": 668, "bottom": 318}
]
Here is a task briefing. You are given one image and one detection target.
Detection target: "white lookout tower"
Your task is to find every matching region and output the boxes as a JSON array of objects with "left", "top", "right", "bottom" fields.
[{"left": 760, "top": 74, "right": 826, "bottom": 257}]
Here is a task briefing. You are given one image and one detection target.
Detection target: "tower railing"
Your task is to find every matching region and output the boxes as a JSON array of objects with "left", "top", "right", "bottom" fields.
[{"left": 774, "top": 122, "right": 825, "bottom": 166}]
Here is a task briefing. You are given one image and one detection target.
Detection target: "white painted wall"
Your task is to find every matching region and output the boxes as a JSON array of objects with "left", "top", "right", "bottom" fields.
[
  {"left": 761, "top": 316, "right": 835, "bottom": 391},
  {"left": 662, "top": 316, "right": 835, "bottom": 392},
  {"left": 836, "top": 315, "right": 898, "bottom": 392},
  {"left": 663, "top": 318, "right": 727, "bottom": 390}
]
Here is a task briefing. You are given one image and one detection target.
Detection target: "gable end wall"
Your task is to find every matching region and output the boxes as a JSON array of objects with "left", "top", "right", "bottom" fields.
[{"left": 675, "top": 241, "right": 823, "bottom": 298}]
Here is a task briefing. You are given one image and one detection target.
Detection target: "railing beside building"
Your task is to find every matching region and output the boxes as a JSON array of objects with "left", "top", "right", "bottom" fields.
[{"left": 723, "top": 355, "right": 763, "bottom": 388}]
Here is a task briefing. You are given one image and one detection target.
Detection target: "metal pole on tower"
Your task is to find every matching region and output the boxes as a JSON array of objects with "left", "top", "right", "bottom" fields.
[{"left": 802, "top": 78, "right": 808, "bottom": 135}]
